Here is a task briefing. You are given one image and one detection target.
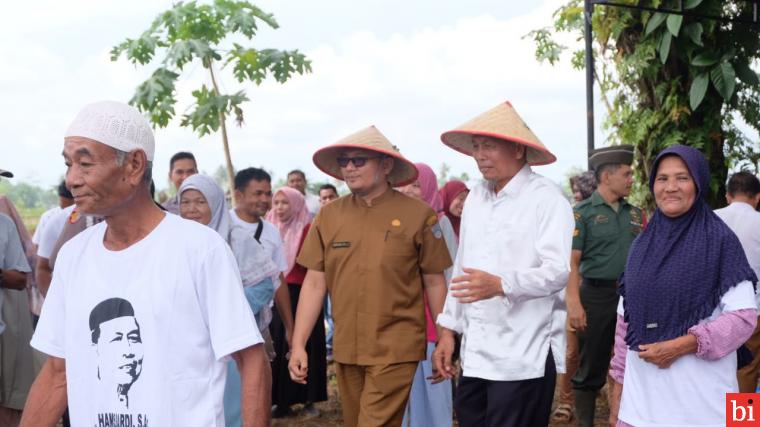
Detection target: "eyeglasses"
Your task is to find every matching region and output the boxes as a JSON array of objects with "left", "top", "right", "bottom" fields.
[{"left": 336, "top": 156, "right": 381, "bottom": 168}]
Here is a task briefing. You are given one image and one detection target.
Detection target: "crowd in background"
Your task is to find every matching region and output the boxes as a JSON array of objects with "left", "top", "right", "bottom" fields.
[{"left": 0, "top": 99, "right": 758, "bottom": 427}]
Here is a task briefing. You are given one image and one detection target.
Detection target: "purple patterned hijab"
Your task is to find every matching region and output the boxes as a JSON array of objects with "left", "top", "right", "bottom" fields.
[{"left": 620, "top": 145, "right": 757, "bottom": 349}]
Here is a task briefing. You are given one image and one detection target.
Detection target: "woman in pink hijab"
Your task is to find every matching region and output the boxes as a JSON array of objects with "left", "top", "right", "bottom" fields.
[
  {"left": 265, "top": 187, "right": 327, "bottom": 418},
  {"left": 398, "top": 163, "right": 456, "bottom": 427}
]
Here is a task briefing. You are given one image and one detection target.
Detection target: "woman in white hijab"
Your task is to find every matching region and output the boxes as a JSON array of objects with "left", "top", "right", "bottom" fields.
[{"left": 179, "top": 174, "right": 277, "bottom": 427}]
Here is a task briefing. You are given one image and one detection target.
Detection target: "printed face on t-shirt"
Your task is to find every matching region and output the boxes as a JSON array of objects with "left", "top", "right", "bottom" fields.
[{"left": 94, "top": 316, "right": 143, "bottom": 405}]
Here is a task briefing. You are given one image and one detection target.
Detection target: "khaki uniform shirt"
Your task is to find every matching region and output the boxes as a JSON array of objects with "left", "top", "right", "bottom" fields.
[
  {"left": 297, "top": 188, "right": 452, "bottom": 365},
  {"left": 572, "top": 191, "right": 644, "bottom": 280}
]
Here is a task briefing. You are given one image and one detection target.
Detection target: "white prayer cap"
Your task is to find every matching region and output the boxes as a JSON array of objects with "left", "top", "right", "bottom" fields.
[{"left": 65, "top": 101, "right": 155, "bottom": 161}]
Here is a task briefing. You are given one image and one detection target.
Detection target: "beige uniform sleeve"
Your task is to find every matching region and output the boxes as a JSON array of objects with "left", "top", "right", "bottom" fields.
[
  {"left": 296, "top": 212, "right": 325, "bottom": 272},
  {"left": 417, "top": 213, "right": 453, "bottom": 274}
]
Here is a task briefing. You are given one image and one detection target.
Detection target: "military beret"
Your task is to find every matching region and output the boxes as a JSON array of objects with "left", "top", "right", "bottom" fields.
[{"left": 589, "top": 145, "right": 634, "bottom": 170}]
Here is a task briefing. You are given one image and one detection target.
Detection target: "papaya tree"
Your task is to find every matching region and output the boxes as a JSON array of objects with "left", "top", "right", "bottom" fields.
[{"left": 111, "top": 0, "right": 312, "bottom": 201}]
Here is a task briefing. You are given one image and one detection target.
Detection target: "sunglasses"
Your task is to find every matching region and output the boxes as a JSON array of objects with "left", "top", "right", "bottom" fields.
[{"left": 336, "top": 156, "right": 381, "bottom": 168}]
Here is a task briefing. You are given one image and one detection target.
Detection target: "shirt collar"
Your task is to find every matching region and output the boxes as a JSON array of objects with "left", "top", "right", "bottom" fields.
[
  {"left": 590, "top": 190, "right": 629, "bottom": 209},
  {"left": 492, "top": 163, "right": 532, "bottom": 199},
  {"left": 352, "top": 184, "right": 395, "bottom": 208},
  {"left": 729, "top": 201, "right": 757, "bottom": 212}
]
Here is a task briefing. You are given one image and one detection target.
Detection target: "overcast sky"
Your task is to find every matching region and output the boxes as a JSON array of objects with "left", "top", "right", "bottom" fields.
[{"left": 1, "top": 0, "right": 606, "bottom": 192}]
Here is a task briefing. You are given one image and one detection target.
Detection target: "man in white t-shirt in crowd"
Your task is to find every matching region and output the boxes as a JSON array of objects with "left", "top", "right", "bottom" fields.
[
  {"left": 161, "top": 152, "right": 198, "bottom": 215},
  {"left": 231, "top": 168, "right": 294, "bottom": 345},
  {"left": 287, "top": 169, "right": 320, "bottom": 216},
  {"left": 21, "top": 101, "right": 270, "bottom": 427},
  {"left": 32, "top": 181, "right": 74, "bottom": 248},
  {"left": 30, "top": 180, "right": 74, "bottom": 323},
  {"left": 714, "top": 171, "right": 760, "bottom": 393}
]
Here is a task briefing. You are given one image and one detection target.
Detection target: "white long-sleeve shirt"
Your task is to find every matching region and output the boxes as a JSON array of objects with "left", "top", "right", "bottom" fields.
[{"left": 437, "top": 164, "right": 574, "bottom": 381}]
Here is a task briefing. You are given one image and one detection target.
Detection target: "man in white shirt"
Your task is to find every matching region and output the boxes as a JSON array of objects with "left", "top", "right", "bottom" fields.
[
  {"left": 433, "top": 102, "right": 574, "bottom": 427},
  {"left": 230, "top": 167, "right": 294, "bottom": 343},
  {"left": 32, "top": 181, "right": 74, "bottom": 247},
  {"left": 715, "top": 171, "right": 760, "bottom": 393},
  {"left": 286, "top": 169, "right": 321, "bottom": 216},
  {"left": 32, "top": 182, "right": 75, "bottom": 315},
  {"left": 21, "top": 100, "right": 270, "bottom": 427}
]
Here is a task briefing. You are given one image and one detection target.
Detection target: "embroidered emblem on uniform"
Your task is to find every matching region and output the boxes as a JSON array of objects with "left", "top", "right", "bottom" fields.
[
  {"left": 574, "top": 212, "right": 582, "bottom": 221},
  {"left": 431, "top": 223, "right": 442, "bottom": 239},
  {"left": 573, "top": 228, "right": 580, "bottom": 237},
  {"left": 391, "top": 219, "right": 401, "bottom": 227},
  {"left": 332, "top": 241, "right": 351, "bottom": 248},
  {"left": 594, "top": 214, "right": 609, "bottom": 224}
]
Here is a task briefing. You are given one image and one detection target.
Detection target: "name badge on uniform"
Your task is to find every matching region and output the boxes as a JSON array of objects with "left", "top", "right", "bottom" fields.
[
  {"left": 595, "top": 214, "right": 609, "bottom": 224},
  {"left": 646, "top": 322, "right": 658, "bottom": 329},
  {"left": 332, "top": 241, "right": 351, "bottom": 249}
]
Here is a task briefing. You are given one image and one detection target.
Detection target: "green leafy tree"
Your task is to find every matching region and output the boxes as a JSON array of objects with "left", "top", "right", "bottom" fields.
[
  {"left": 111, "top": 0, "right": 312, "bottom": 201},
  {"left": 527, "top": 0, "right": 760, "bottom": 208}
]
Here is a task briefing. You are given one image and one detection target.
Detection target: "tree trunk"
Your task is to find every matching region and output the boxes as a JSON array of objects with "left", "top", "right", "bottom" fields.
[{"left": 208, "top": 62, "right": 237, "bottom": 206}]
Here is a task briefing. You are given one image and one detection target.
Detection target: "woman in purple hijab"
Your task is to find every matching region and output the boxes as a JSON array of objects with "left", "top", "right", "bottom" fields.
[{"left": 608, "top": 145, "right": 758, "bottom": 427}]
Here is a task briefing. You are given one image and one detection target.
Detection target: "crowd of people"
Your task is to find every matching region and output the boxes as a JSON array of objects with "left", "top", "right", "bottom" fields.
[{"left": 0, "top": 98, "right": 757, "bottom": 427}]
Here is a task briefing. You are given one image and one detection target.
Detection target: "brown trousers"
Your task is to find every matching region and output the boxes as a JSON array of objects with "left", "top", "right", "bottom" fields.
[
  {"left": 738, "top": 317, "right": 760, "bottom": 393},
  {"left": 335, "top": 362, "right": 417, "bottom": 427}
]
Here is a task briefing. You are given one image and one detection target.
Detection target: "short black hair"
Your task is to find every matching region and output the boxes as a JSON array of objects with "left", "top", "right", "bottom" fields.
[
  {"left": 727, "top": 171, "right": 760, "bottom": 197},
  {"left": 594, "top": 163, "right": 622, "bottom": 182},
  {"left": 234, "top": 167, "right": 271, "bottom": 190},
  {"left": 89, "top": 298, "right": 136, "bottom": 344},
  {"left": 287, "top": 169, "right": 306, "bottom": 180},
  {"left": 169, "top": 152, "right": 196, "bottom": 171},
  {"left": 319, "top": 183, "right": 338, "bottom": 194},
  {"left": 57, "top": 180, "right": 73, "bottom": 199}
]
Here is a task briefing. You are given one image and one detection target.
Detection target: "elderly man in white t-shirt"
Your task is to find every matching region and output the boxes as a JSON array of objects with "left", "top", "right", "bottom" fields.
[{"left": 21, "top": 101, "right": 270, "bottom": 427}]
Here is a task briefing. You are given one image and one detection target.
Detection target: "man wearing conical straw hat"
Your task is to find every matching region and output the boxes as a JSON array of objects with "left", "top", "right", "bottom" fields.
[
  {"left": 288, "top": 126, "right": 452, "bottom": 426},
  {"left": 432, "top": 101, "right": 574, "bottom": 427}
]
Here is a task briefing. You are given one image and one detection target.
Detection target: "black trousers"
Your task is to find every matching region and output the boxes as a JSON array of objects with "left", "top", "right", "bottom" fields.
[
  {"left": 455, "top": 350, "right": 556, "bottom": 427},
  {"left": 572, "top": 279, "right": 619, "bottom": 392},
  {"left": 270, "top": 283, "right": 328, "bottom": 406}
]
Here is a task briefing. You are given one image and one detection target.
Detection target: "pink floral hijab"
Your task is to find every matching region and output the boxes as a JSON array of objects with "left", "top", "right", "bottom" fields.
[{"left": 265, "top": 187, "right": 311, "bottom": 274}]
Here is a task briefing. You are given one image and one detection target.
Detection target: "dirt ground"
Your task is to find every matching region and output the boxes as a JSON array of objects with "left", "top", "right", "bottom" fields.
[{"left": 273, "top": 364, "right": 611, "bottom": 426}]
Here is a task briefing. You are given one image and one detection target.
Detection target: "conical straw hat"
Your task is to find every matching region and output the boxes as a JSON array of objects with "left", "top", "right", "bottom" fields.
[
  {"left": 441, "top": 101, "right": 556, "bottom": 165},
  {"left": 312, "top": 126, "right": 418, "bottom": 187}
]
